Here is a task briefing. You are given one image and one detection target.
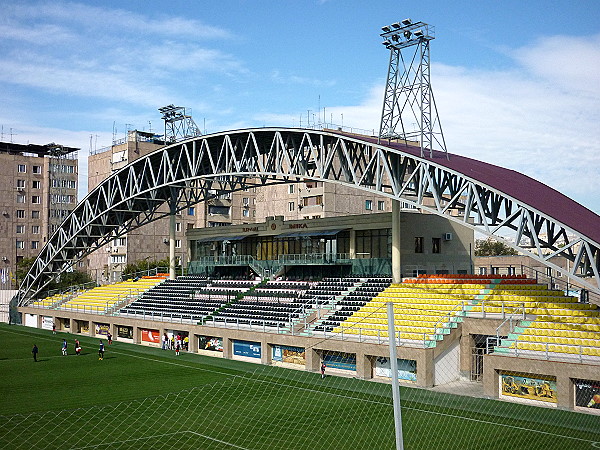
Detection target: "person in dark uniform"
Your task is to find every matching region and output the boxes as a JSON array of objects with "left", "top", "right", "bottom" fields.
[
  {"left": 32, "top": 344, "right": 39, "bottom": 362},
  {"left": 98, "top": 340, "right": 105, "bottom": 360},
  {"left": 321, "top": 361, "right": 326, "bottom": 379}
]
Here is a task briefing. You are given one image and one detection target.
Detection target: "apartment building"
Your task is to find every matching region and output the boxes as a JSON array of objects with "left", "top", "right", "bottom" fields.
[{"left": 0, "top": 141, "right": 78, "bottom": 289}]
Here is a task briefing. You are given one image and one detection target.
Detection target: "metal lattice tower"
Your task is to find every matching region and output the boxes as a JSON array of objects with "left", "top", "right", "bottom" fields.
[
  {"left": 158, "top": 105, "right": 202, "bottom": 143},
  {"left": 378, "top": 19, "right": 447, "bottom": 159}
]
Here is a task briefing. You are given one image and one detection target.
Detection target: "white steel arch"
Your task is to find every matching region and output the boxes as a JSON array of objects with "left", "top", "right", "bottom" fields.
[{"left": 18, "top": 128, "right": 600, "bottom": 303}]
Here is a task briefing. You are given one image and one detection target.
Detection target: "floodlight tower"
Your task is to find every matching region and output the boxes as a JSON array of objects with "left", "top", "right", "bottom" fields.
[
  {"left": 158, "top": 105, "right": 202, "bottom": 143},
  {"left": 378, "top": 19, "right": 447, "bottom": 159}
]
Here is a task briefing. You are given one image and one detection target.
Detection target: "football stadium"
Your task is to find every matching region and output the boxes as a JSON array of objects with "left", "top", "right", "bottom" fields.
[{"left": 2, "top": 16, "right": 600, "bottom": 450}]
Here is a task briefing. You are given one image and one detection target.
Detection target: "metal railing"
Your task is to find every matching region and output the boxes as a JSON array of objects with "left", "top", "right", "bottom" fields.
[{"left": 500, "top": 343, "right": 600, "bottom": 365}]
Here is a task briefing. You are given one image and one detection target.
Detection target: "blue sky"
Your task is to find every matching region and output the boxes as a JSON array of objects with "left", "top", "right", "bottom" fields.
[{"left": 1, "top": 1, "right": 599, "bottom": 214}]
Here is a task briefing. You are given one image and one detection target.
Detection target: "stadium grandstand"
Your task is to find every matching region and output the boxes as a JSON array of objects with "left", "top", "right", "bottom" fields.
[{"left": 5, "top": 17, "right": 600, "bottom": 450}]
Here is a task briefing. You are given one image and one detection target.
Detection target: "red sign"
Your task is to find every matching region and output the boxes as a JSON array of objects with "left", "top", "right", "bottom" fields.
[{"left": 141, "top": 329, "right": 160, "bottom": 343}]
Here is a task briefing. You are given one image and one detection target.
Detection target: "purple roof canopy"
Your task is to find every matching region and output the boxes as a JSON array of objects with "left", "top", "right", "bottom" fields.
[{"left": 338, "top": 132, "right": 600, "bottom": 245}]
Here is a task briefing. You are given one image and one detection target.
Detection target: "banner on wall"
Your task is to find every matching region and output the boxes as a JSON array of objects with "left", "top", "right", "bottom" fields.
[
  {"left": 273, "top": 345, "right": 305, "bottom": 365},
  {"left": 117, "top": 326, "right": 133, "bottom": 339},
  {"left": 375, "top": 357, "right": 417, "bottom": 381},
  {"left": 41, "top": 316, "right": 53, "bottom": 330},
  {"left": 233, "top": 340, "right": 261, "bottom": 359},
  {"left": 141, "top": 329, "right": 160, "bottom": 343},
  {"left": 80, "top": 322, "right": 89, "bottom": 333},
  {"left": 574, "top": 379, "right": 600, "bottom": 410},
  {"left": 95, "top": 323, "right": 109, "bottom": 336},
  {"left": 323, "top": 352, "right": 356, "bottom": 371},
  {"left": 199, "top": 336, "right": 223, "bottom": 352},
  {"left": 500, "top": 372, "right": 557, "bottom": 403}
]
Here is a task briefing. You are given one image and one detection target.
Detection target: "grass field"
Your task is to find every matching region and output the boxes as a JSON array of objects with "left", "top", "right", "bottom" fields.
[{"left": 0, "top": 323, "right": 599, "bottom": 449}]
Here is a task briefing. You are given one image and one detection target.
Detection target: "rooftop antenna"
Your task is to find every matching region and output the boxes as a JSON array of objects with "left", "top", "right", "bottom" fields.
[{"left": 378, "top": 18, "right": 448, "bottom": 159}]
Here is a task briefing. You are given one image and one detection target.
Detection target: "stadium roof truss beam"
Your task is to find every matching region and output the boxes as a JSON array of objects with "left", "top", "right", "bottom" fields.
[{"left": 18, "top": 128, "right": 600, "bottom": 303}]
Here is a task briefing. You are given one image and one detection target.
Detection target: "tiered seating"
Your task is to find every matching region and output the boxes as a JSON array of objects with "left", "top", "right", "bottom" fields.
[
  {"left": 298, "top": 277, "right": 362, "bottom": 307},
  {"left": 31, "top": 293, "right": 67, "bottom": 308},
  {"left": 315, "top": 278, "right": 392, "bottom": 332},
  {"left": 60, "top": 276, "right": 165, "bottom": 313},
  {"left": 208, "top": 280, "right": 312, "bottom": 328},
  {"left": 331, "top": 274, "right": 508, "bottom": 345},
  {"left": 119, "top": 276, "right": 257, "bottom": 321},
  {"left": 208, "top": 278, "right": 362, "bottom": 329}
]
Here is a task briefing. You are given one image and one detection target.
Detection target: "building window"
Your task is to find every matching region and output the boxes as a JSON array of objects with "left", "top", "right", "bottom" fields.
[
  {"left": 175, "top": 222, "right": 181, "bottom": 232},
  {"left": 479, "top": 267, "right": 487, "bottom": 275},
  {"left": 32, "top": 195, "right": 41, "bottom": 204},
  {"left": 16, "top": 195, "right": 25, "bottom": 204},
  {"left": 31, "top": 210, "right": 40, "bottom": 219},
  {"left": 113, "top": 238, "right": 126, "bottom": 247},
  {"left": 32, "top": 225, "right": 40, "bottom": 234},
  {"left": 17, "top": 164, "right": 26, "bottom": 173},
  {"left": 546, "top": 267, "right": 552, "bottom": 277},
  {"left": 110, "top": 255, "right": 126, "bottom": 264},
  {"left": 188, "top": 207, "right": 195, "bottom": 216},
  {"left": 16, "top": 240, "right": 25, "bottom": 249},
  {"left": 432, "top": 237, "right": 441, "bottom": 254},
  {"left": 32, "top": 165, "right": 42, "bottom": 174},
  {"left": 16, "top": 225, "right": 25, "bottom": 234},
  {"left": 365, "top": 200, "right": 373, "bottom": 211},
  {"left": 32, "top": 180, "right": 41, "bottom": 189},
  {"left": 242, "top": 209, "right": 250, "bottom": 217},
  {"left": 175, "top": 239, "right": 181, "bottom": 248},
  {"left": 31, "top": 241, "right": 39, "bottom": 249},
  {"left": 288, "top": 202, "right": 295, "bottom": 212},
  {"left": 289, "top": 185, "right": 294, "bottom": 194},
  {"left": 415, "top": 237, "right": 424, "bottom": 253},
  {"left": 16, "top": 210, "right": 25, "bottom": 219},
  {"left": 508, "top": 267, "right": 516, "bottom": 276},
  {"left": 16, "top": 179, "right": 25, "bottom": 188},
  {"left": 242, "top": 197, "right": 249, "bottom": 206},
  {"left": 377, "top": 200, "right": 385, "bottom": 211}
]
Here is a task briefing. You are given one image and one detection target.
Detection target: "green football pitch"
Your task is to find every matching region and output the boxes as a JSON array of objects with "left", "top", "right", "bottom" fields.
[{"left": 0, "top": 323, "right": 598, "bottom": 449}]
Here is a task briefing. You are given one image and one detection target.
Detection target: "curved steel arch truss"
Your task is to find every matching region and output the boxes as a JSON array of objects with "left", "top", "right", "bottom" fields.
[{"left": 19, "top": 128, "right": 600, "bottom": 303}]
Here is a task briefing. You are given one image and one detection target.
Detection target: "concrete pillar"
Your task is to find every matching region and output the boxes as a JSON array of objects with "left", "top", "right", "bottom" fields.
[
  {"left": 418, "top": 349, "right": 435, "bottom": 388},
  {"left": 223, "top": 337, "right": 233, "bottom": 359},
  {"left": 459, "top": 334, "right": 474, "bottom": 378},
  {"left": 356, "top": 352, "right": 372, "bottom": 380},
  {"left": 191, "top": 334, "right": 199, "bottom": 353},
  {"left": 305, "top": 347, "right": 321, "bottom": 373},
  {"left": 70, "top": 318, "right": 76, "bottom": 334},
  {"left": 392, "top": 199, "right": 401, "bottom": 284},
  {"left": 349, "top": 229, "right": 356, "bottom": 259},
  {"left": 557, "top": 375, "right": 574, "bottom": 411},
  {"left": 132, "top": 326, "right": 140, "bottom": 344},
  {"left": 87, "top": 320, "right": 93, "bottom": 337},
  {"left": 169, "top": 210, "right": 176, "bottom": 280},
  {"left": 262, "top": 342, "right": 272, "bottom": 365}
]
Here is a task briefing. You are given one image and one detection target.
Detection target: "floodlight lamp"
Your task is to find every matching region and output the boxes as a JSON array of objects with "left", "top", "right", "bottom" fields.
[
  {"left": 381, "top": 25, "right": 391, "bottom": 32},
  {"left": 392, "top": 34, "right": 399, "bottom": 42},
  {"left": 401, "top": 18, "right": 412, "bottom": 26},
  {"left": 413, "top": 29, "right": 424, "bottom": 38},
  {"left": 382, "top": 40, "right": 391, "bottom": 46},
  {"left": 391, "top": 22, "right": 401, "bottom": 29},
  {"left": 403, "top": 30, "right": 412, "bottom": 40}
]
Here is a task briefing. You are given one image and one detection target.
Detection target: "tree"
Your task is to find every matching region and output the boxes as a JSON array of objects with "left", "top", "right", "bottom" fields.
[
  {"left": 16, "top": 257, "right": 94, "bottom": 293},
  {"left": 475, "top": 238, "right": 519, "bottom": 256},
  {"left": 122, "top": 258, "right": 175, "bottom": 277}
]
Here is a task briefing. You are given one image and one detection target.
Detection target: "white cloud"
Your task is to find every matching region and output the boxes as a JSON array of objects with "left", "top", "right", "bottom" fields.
[{"left": 512, "top": 34, "right": 600, "bottom": 98}]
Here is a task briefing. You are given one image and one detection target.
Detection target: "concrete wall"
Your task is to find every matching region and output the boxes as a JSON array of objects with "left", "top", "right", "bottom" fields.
[{"left": 20, "top": 295, "right": 600, "bottom": 414}]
